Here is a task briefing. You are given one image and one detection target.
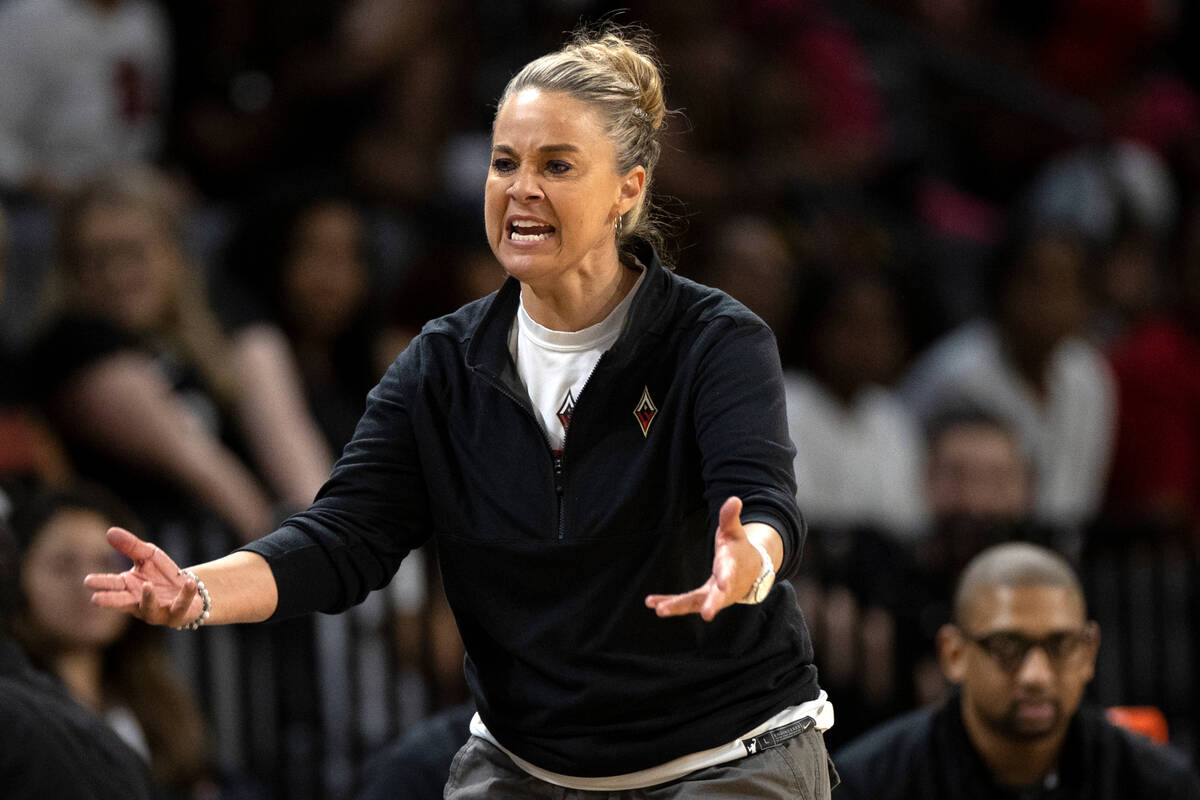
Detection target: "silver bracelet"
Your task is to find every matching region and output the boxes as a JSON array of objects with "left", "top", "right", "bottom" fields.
[
  {"left": 736, "top": 537, "right": 775, "bottom": 604},
  {"left": 175, "top": 569, "right": 211, "bottom": 630}
]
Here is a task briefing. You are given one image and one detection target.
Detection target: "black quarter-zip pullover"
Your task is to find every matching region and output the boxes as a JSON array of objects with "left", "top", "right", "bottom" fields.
[{"left": 243, "top": 243, "right": 820, "bottom": 775}]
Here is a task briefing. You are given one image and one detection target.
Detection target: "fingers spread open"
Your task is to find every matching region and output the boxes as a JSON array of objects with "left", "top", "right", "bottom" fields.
[
  {"left": 645, "top": 583, "right": 712, "bottom": 617},
  {"left": 699, "top": 586, "right": 731, "bottom": 621},
  {"left": 90, "top": 590, "right": 141, "bottom": 608},
  {"left": 83, "top": 573, "right": 127, "bottom": 591},
  {"left": 137, "top": 582, "right": 161, "bottom": 623}
]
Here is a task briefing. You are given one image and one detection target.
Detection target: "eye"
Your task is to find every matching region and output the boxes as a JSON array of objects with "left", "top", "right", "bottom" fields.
[
  {"left": 546, "top": 160, "right": 572, "bottom": 175},
  {"left": 491, "top": 157, "right": 516, "bottom": 174},
  {"left": 1043, "top": 632, "right": 1083, "bottom": 660},
  {"left": 980, "top": 633, "right": 1029, "bottom": 668}
]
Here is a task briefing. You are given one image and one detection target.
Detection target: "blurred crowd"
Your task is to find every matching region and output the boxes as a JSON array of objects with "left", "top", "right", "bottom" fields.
[{"left": 2, "top": 0, "right": 1200, "bottom": 797}]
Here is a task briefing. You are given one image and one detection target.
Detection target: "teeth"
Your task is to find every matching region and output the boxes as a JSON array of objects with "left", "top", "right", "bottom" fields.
[
  {"left": 512, "top": 220, "right": 545, "bottom": 229},
  {"left": 511, "top": 231, "right": 551, "bottom": 241}
]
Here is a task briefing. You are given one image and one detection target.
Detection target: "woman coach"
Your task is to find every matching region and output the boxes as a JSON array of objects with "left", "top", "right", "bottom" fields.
[{"left": 86, "top": 25, "right": 836, "bottom": 798}]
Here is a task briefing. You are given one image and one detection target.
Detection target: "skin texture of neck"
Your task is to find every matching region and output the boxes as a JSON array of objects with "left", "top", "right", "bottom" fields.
[
  {"left": 55, "top": 648, "right": 106, "bottom": 712},
  {"left": 520, "top": 251, "right": 637, "bottom": 332},
  {"left": 962, "top": 698, "right": 1067, "bottom": 787}
]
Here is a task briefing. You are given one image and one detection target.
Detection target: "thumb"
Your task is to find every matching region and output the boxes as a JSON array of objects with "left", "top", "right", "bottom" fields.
[
  {"left": 717, "top": 496, "right": 744, "bottom": 541},
  {"left": 106, "top": 527, "right": 156, "bottom": 562}
]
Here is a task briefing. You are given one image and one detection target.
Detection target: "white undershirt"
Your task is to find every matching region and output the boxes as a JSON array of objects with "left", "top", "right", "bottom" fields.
[{"left": 509, "top": 268, "right": 646, "bottom": 451}]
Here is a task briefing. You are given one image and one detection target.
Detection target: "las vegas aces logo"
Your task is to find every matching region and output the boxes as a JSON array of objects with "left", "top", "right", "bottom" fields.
[{"left": 634, "top": 386, "right": 657, "bottom": 437}]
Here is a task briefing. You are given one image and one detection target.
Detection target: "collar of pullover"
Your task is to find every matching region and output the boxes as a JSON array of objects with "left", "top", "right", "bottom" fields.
[{"left": 466, "top": 241, "right": 675, "bottom": 379}]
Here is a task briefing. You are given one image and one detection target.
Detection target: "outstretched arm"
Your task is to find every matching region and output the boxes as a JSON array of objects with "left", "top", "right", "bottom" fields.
[
  {"left": 58, "top": 354, "right": 275, "bottom": 542},
  {"left": 645, "top": 496, "right": 782, "bottom": 621},
  {"left": 229, "top": 324, "right": 333, "bottom": 509},
  {"left": 84, "top": 528, "right": 278, "bottom": 627}
]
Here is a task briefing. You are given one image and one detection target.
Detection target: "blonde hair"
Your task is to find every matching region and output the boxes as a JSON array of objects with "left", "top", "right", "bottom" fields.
[
  {"left": 46, "top": 167, "right": 237, "bottom": 405},
  {"left": 498, "top": 25, "right": 671, "bottom": 256}
]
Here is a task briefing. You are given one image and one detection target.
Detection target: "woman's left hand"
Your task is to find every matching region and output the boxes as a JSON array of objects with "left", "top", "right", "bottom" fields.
[{"left": 645, "top": 496, "right": 778, "bottom": 621}]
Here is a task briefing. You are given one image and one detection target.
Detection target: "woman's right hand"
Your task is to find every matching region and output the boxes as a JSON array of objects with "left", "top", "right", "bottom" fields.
[{"left": 84, "top": 528, "right": 204, "bottom": 627}]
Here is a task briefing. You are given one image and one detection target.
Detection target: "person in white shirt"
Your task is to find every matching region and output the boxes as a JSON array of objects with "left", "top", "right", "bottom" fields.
[
  {"left": 0, "top": 0, "right": 170, "bottom": 201},
  {"left": 785, "top": 267, "right": 926, "bottom": 541},
  {"left": 900, "top": 225, "right": 1115, "bottom": 531}
]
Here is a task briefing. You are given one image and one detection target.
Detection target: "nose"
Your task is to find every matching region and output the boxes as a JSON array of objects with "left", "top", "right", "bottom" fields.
[
  {"left": 1014, "top": 644, "right": 1056, "bottom": 686},
  {"left": 508, "top": 165, "right": 543, "bottom": 201}
]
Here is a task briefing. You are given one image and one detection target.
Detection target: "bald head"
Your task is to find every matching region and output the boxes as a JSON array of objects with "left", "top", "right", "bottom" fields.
[{"left": 953, "top": 542, "right": 1083, "bottom": 625}]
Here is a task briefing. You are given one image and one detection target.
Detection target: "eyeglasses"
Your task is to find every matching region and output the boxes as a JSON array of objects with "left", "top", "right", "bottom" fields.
[{"left": 960, "top": 626, "right": 1096, "bottom": 673}]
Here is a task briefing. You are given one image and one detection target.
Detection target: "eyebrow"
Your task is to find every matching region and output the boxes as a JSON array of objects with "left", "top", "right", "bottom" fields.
[
  {"left": 492, "top": 143, "right": 582, "bottom": 156},
  {"left": 971, "top": 627, "right": 1086, "bottom": 638}
]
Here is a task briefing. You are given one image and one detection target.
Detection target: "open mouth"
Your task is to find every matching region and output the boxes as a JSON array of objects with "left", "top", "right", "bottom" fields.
[{"left": 508, "top": 219, "right": 556, "bottom": 241}]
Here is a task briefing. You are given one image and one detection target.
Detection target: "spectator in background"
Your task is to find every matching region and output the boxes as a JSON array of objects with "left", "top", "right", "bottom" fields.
[
  {"left": 0, "top": 498, "right": 154, "bottom": 800},
  {"left": 920, "top": 408, "right": 1039, "bottom": 583},
  {"left": 0, "top": 202, "right": 70, "bottom": 509},
  {"left": 904, "top": 408, "right": 1041, "bottom": 708},
  {"left": 165, "top": 0, "right": 465, "bottom": 206},
  {"left": 26, "top": 167, "right": 329, "bottom": 543},
  {"left": 223, "top": 182, "right": 473, "bottom": 720},
  {"left": 381, "top": 235, "right": 507, "bottom": 359},
  {"left": 901, "top": 224, "right": 1116, "bottom": 531},
  {"left": 784, "top": 266, "right": 925, "bottom": 540},
  {"left": 0, "top": 0, "right": 170, "bottom": 204},
  {"left": 10, "top": 484, "right": 214, "bottom": 798},
  {"left": 1105, "top": 203, "right": 1200, "bottom": 536},
  {"left": 1024, "top": 138, "right": 1177, "bottom": 345},
  {"left": 222, "top": 180, "right": 386, "bottom": 455},
  {"left": 736, "top": 0, "right": 889, "bottom": 194},
  {"left": 696, "top": 214, "right": 802, "bottom": 360},
  {"left": 834, "top": 541, "right": 1200, "bottom": 800},
  {"left": 641, "top": 0, "right": 887, "bottom": 220}
]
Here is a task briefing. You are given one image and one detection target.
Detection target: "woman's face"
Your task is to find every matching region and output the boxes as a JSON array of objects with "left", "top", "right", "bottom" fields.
[
  {"left": 485, "top": 88, "right": 643, "bottom": 287},
  {"left": 72, "top": 203, "right": 180, "bottom": 333},
  {"left": 282, "top": 203, "right": 368, "bottom": 341},
  {"left": 20, "top": 509, "right": 129, "bottom": 650},
  {"left": 1000, "top": 233, "right": 1088, "bottom": 355}
]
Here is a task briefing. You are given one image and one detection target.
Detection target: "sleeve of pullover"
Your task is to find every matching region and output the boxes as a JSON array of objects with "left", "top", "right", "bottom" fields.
[
  {"left": 691, "top": 316, "right": 806, "bottom": 579},
  {"left": 241, "top": 338, "right": 433, "bottom": 619}
]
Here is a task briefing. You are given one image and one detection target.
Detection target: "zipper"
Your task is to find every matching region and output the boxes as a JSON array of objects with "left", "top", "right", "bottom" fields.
[
  {"left": 552, "top": 450, "right": 566, "bottom": 540},
  {"left": 476, "top": 351, "right": 610, "bottom": 542},
  {"left": 475, "top": 368, "right": 567, "bottom": 539},
  {"left": 552, "top": 353, "right": 608, "bottom": 540}
]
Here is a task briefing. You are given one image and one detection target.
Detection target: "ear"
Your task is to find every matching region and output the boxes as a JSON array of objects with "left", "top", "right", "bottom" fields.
[
  {"left": 615, "top": 165, "right": 646, "bottom": 216},
  {"left": 1081, "top": 620, "right": 1101, "bottom": 680},
  {"left": 937, "top": 623, "right": 968, "bottom": 685}
]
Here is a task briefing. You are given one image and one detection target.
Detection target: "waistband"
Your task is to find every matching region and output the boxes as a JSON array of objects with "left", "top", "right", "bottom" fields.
[{"left": 470, "top": 690, "right": 835, "bottom": 791}]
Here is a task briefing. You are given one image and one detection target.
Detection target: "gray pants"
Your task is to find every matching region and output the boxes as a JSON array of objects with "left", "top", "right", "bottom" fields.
[{"left": 443, "top": 728, "right": 838, "bottom": 799}]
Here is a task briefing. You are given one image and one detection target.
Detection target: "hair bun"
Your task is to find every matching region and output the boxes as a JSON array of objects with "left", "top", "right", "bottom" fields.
[{"left": 577, "top": 29, "right": 667, "bottom": 131}]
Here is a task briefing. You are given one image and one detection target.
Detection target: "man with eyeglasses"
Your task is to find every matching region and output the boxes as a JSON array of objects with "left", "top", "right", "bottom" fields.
[{"left": 833, "top": 542, "right": 1200, "bottom": 799}]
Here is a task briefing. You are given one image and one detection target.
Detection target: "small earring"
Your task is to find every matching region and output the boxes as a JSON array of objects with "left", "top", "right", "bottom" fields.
[{"left": 614, "top": 214, "right": 623, "bottom": 238}]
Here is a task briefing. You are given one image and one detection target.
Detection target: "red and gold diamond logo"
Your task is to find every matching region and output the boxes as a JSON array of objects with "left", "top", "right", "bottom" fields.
[{"left": 634, "top": 386, "right": 657, "bottom": 438}]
